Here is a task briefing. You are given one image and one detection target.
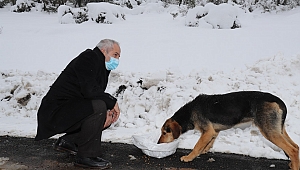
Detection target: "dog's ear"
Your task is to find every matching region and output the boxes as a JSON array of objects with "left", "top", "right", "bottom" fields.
[{"left": 170, "top": 120, "right": 182, "bottom": 139}]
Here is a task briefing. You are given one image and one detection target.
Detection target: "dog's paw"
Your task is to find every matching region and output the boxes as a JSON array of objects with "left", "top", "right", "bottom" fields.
[
  {"left": 202, "top": 149, "right": 209, "bottom": 154},
  {"left": 180, "top": 155, "right": 193, "bottom": 162}
]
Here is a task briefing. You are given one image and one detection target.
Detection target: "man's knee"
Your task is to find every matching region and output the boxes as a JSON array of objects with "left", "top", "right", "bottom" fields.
[{"left": 92, "top": 100, "right": 107, "bottom": 114}]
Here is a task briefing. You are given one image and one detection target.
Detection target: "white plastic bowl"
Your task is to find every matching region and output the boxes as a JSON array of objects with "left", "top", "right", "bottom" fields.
[{"left": 132, "top": 132, "right": 180, "bottom": 158}]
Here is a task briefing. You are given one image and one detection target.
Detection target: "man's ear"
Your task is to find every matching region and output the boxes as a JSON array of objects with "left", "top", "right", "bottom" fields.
[
  {"left": 100, "top": 48, "right": 106, "bottom": 54},
  {"left": 100, "top": 49, "right": 110, "bottom": 62}
]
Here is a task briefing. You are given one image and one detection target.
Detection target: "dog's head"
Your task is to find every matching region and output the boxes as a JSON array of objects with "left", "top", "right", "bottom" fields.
[{"left": 157, "top": 118, "right": 182, "bottom": 144}]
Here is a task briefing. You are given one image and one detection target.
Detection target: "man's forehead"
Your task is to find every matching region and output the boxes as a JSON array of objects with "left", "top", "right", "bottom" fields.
[{"left": 113, "top": 44, "right": 121, "bottom": 53}]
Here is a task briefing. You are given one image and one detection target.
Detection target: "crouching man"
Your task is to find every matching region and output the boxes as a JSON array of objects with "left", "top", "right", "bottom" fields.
[{"left": 35, "top": 39, "right": 121, "bottom": 169}]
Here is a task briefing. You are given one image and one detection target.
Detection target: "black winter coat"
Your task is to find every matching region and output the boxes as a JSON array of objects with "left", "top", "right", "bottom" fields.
[{"left": 35, "top": 47, "right": 117, "bottom": 141}]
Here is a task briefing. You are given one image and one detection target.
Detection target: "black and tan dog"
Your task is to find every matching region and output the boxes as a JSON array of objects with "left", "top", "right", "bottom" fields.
[{"left": 158, "top": 91, "right": 299, "bottom": 170}]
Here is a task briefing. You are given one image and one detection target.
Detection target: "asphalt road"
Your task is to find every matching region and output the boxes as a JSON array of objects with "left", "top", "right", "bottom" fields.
[{"left": 0, "top": 135, "right": 291, "bottom": 170}]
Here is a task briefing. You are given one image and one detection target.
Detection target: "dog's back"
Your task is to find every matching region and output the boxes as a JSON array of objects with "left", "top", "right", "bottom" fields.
[{"left": 172, "top": 91, "right": 287, "bottom": 133}]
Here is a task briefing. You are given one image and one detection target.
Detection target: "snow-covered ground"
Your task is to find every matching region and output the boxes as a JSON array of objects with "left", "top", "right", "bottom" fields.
[{"left": 0, "top": 3, "right": 300, "bottom": 160}]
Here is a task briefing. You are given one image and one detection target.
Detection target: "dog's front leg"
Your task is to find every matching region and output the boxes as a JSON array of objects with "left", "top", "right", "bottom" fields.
[
  {"left": 181, "top": 128, "right": 217, "bottom": 162},
  {"left": 202, "top": 132, "right": 219, "bottom": 154}
]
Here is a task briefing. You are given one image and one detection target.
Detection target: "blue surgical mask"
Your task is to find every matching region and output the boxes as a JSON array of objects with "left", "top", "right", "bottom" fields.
[{"left": 105, "top": 57, "right": 119, "bottom": 70}]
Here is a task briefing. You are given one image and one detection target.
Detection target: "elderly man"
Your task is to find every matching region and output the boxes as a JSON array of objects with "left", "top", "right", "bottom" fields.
[{"left": 35, "top": 39, "right": 121, "bottom": 169}]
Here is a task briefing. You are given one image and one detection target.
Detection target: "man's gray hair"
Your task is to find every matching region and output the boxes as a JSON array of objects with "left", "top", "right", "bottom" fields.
[{"left": 96, "top": 39, "right": 120, "bottom": 53}]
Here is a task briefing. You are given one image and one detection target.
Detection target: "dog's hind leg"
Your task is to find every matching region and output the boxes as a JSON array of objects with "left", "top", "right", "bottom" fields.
[
  {"left": 283, "top": 126, "right": 299, "bottom": 149},
  {"left": 256, "top": 102, "right": 299, "bottom": 170},
  {"left": 260, "top": 131, "right": 299, "bottom": 170},
  {"left": 255, "top": 102, "right": 299, "bottom": 170},
  {"left": 282, "top": 126, "right": 300, "bottom": 169},
  {"left": 180, "top": 123, "right": 218, "bottom": 162}
]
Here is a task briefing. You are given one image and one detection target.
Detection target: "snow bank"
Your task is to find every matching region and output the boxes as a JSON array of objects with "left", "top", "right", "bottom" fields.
[
  {"left": 1, "top": 54, "right": 299, "bottom": 160},
  {"left": 56, "top": 2, "right": 242, "bottom": 29}
]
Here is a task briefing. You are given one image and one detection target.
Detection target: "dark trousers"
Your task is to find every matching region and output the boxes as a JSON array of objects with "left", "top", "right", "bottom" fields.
[{"left": 61, "top": 100, "right": 107, "bottom": 157}]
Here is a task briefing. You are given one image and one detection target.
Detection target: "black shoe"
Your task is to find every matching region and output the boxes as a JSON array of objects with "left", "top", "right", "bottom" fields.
[
  {"left": 74, "top": 156, "right": 112, "bottom": 169},
  {"left": 53, "top": 137, "right": 78, "bottom": 155}
]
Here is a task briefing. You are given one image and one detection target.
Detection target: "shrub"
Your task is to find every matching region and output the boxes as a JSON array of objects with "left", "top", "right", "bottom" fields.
[
  {"left": 185, "top": 3, "right": 241, "bottom": 29},
  {"left": 41, "top": 0, "right": 68, "bottom": 13},
  {"left": 58, "top": 5, "right": 88, "bottom": 24},
  {"left": 42, "top": 3, "right": 58, "bottom": 12},
  {"left": 11, "top": 0, "right": 35, "bottom": 12},
  {"left": 185, "top": 5, "right": 207, "bottom": 26},
  {"left": 73, "top": 7, "right": 88, "bottom": 23},
  {"left": 87, "top": 2, "right": 125, "bottom": 24},
  {"left": 0, "top": 0, "right": 9, "bottom": 8}
]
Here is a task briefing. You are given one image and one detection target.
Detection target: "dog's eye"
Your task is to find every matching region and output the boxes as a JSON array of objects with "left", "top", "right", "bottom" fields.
[
  {"left": 166, "top": 127, "right": 171, "bottom": 133},
  {"left": 163, "top": 132, "right": 166, "bottom": 135}
]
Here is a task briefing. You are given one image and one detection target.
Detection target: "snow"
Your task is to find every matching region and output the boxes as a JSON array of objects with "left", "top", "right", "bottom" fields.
[
  {"left": 1, "top": 2, "right": 300, "bottom": 161},
  {"left": 186, "top": 3, "right": 241, "bottom": 28}
]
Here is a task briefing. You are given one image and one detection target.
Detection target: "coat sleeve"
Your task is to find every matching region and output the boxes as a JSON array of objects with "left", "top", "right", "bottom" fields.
[{"left": 73, "top": 50, "right": 117, "bottom": 109}]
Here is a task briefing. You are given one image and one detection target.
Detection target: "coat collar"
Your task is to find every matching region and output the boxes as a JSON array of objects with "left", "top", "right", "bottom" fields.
[
  {"left": 93, "top": 47, "right": 111, "bottom": 74},
  {"left": 93, "top": 47, "right": 105, "bottom": 61}
]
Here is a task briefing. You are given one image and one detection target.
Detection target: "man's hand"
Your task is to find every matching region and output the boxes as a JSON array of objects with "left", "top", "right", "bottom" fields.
[
  {"left": 103, "top": 102, "right": 120, "bottom": 128},
  {"left": 103, "top": 110, "right": 113, "bottom": 128},
  {"left": 111, "top": 102, "right": 120, "bottom": 123}
]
